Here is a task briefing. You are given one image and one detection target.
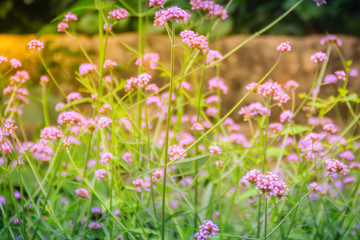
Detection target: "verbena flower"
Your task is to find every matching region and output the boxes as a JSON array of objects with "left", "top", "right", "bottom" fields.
[
  {"left": 168, "top": 145, "right": 187, "bottom": 161},
  {"left": 320, "top": 34, "right": 342, "bottom": 47},
  {"left": 149, "top": 0, "right": 166, "bottom": 8},
  {"left": 313, "top": 0, "right": 327, "bottom": 7},
  {"left": 154, "top": 6, "right": 190, "bottom": 26},
  {"left": 194, "top": 220, "right": 220, "bottom": 239},
  {"left": 209, "top": 77, "right": 228, "bottom": 94},
  {"left": 135, "top": 53, "right": 160, "bottom": 70},
  {"left": 310, "top": 52, "right": 328, "bottom": 63},
  {"left": 108, "top": 8, "right": 129, "bottom": 20},
  {"left": 180, "top": 30, "right": 209, "bottom": 53},
  {"left": 284, "top": 80, "right": 299, "bottom": 90},
  {"left": 191, "top": 122, "right": 204, "bottom": 131},
  {"left": 324, "top": 158, "right": 349, "bottom": 175},
  {"left": 190, "top": 0, "right": 228, "bottom": 20},
  {"left": 95, "top": 169, "right": 108, "bottom": 180},
  {"left": 28, "top": 39, "right": 44, "bottom": 50},
  {"left": 209, "top": 146, "right": 222, "bottom": 156},
  {"left": 103, "top": 59, "right": 117, "bottom": 69},
  {"left": 100, "top": 152, "right": 113, "bottom": 165},
  {"left": 238, "top": 102, "right": 270, "bottom": 121},
  {"left": 57, "top": 22, "right": 69, "bottom": 32},
  {"left": 66, "top": 92, "right": 82, "bottom": 102},
  {"left": 40, "top": 127, "right": 64, "bottom": 140},
  {"left": 280, "top": 110, "right": 294, "bottom": 123},
  {"left": 97, "top": 116, "right": 112, "bottom": 129},
  {"left": 9, "top": 59, "right": 21, "bottom": 68},
  {"left": 75, "top": 188, "right": 90, "bottom": 198},
  {"left": 206, "top": 50, "right": 223, "bottom": 65},
  {"left": 63, "top": 12, "right": 78, "bottom": 22},
  {"left": 79, "top": 63, "right": 97, "bottom": 76},
  {"left": 276, "top": 41, "right": 291, "bottom": 52},
  {"left": 58, "top": 111, "right": 87, "bottom": 126}
]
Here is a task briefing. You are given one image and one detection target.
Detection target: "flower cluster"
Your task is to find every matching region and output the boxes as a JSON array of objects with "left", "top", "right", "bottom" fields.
[
  {"left": 149, "top": 0, "right": 166, "bottom": 8},
  {"left": 276, "top": 41, "right": 291, "bottom": 52},
  {"left": 190, "top": 0, "right": 228, "bottom": 20},
  {"left": 95, "top": 169, "right": 108, "bottom": 180},
  {"left": 58, "top": 111, "right": 87, "bottom": 126},
  {"left": 208, "top": 77, "right": 228, "bottom": 94},
  {"left": 135, "top": 53, "right": 160, "bottom": 70},
  {"left": 108, "top": 8, "right": 129, "bottom": 20},
  {"left": 320, "top": 34, "right": 342, "bottom": 47},
  {"left": 98, "top": 116, "right": 112, "bottom": 129},
  {"left": 180, "top": 30, "right": 209, "bottom": 53},
  {"left": 238, "top": 102, "right": 270, "bottom": 121},
  {"left": 75, "top": 188, "right": 90, "bottom": 198},
  {"left": 154, "top": 6, "right": 190, "bottom": 26},
  {"left": 194, "top": 220, "right": 220, "bottom": 239},
  {"left": 168, "top": 145, "right": 187, "bottom": 161},
  {"left": 324, "top": 159, "right": 349, "bottom": 175},
  {"left": 125, "top": 73, "right": 152, "bottom": 91},
  {"left": 28, "top": 39, "right": 44, "bottom": 50},
  {"left": 40, "top": 127, "right": 64, "bottom": 140},
  {"left": 248, "top": 80, "right": 290, "bottom": 105},
  {"left": 79, "top": 63, "right": 97, "bottom": 76},
  {"left": 310, "top": 52, "right": 328, "bottom": 63}
]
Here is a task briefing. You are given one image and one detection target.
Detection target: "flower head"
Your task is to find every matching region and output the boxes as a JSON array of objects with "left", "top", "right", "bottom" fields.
[
  {"left": 276, "top": 41, "right": 291, "bottom": 52},
  {"left": 149, "top": 0, "right": 166, "bottom": 8},
  {"left": 324, "top": 158, "right": 349, "bottom": 175},
  {"left": 28, "top": 39, "right": 44, "bottom": 50},
  {"left": 310, "top": 52, "right": 328, "bottom": 63},
  {"left": 57, "top": 111, "right": 87, "bottom": 126},
  {"left": 206, "top": 50, "right": 223, "bottom": 65},
  {"left": 190, "top": 0, "right": 228, "bottom": 20},
  {"left": 209, "top": 146, "right": 222, "bottom": 156},
  {"left": 154, "top": 6, "right": 190, "bottom": 26},
  {"left": 75, "top": 188, "right": 90, "bottom": 198},
  {"left": 135, "top": 53, "right": 160, "bottom": 70},
  {"left": 98, "top": 116, "right": 112, "bottom": 129},
  {"left": 280, "top": 110, "right": 294, "bottom": 123},
  {"left": 108, "top": 8, "right": 129, "bottom": 20},
  {"left": 95, "top": 169, "right": 108, "bottom": 180},
  {"left": 64, "top": 12, "right": 78, "bottom": 22},
  {"left": 57, "top": 22, "right": 69, "bottom": 32},
  {"left": 194, "top": 220, "right": 220, "bottom": 239},
  {"left": 180, "top": 30, "right": 209, "bottom": 53},
  {"left": 40, "top": 127, "right": 64, "bottom": 140},
  {"left": 9, "top": 59, "right": 21, "bottom": 69},
  {"left": 168, "top": 145, "right": 187, "bottom": 161},
  {"left": 79, "top": 63, "right": 97, "bottom": 76},
  {"left": 103, "top": 59, "right": 117, "bottom": 69}
]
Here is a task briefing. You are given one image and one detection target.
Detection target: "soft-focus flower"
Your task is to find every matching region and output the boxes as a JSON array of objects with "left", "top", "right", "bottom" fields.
[
  {"left": 324, "top": 158, "right": 349, "bottom": 175},
  {"left": 238, "top": 102, "right": 270, "bottom": 121},
  {"left": 100, "top": 152, "right": 113, "bottom": 165},
  {"left": 253, "top": 80, "right": 290, "bottom": 106},
  {"left": 64, "top": 12, "right": 78, "bottom": 22},
  {"left": 30, "top": 139, "right": 54, "bottom": 162},
  {"left": 284, "top": 80, "right": 299, "bottom": 90},
  {"left": 190, "top": 0, "right": 228, "bottom": 20},
  {"left": 40, "top": 75, "right": 49, "bottom": 85},
  {"left": 125, "top": 73, "right": 152, "bottom": 91},
  {"left": 40, "top": 127, "right": 64, "bottom": 140},
  {"left": 75, "top": 188, "right": 90, "bottom": 198},
  {"left": 97, "top": 116, "right": 112, "bottom": 129},
  {"left": 108, "top": 8, "right": 129, "bottom": 20},
  {"left": 66, "top": 92, "right": 82, "bottom": 102},
  {"left": 205, "top": 95, "right": 219, "bottom": 104},
  {"left": 9, "top": 59, "right": 21, "bottom": 68},
  {"left": 122, "top": 152, "right": 133, "bottom": 165},
  {"left": 0, "top": 56, "right": 8, "bottom": 64},
  {"left": 240, "top": 169, "right": 261, "bottom": 186},
  {"left": 280, "top": 110, "right": 294, "bottom": 123},
  {"left": 79, "top": 63, "right": 97, "bottom": 76},
  {"left": 100, "top": 103, "right": 112, "bottom": 113},
  {"left": 103, "top": 59, "right": 117, "bottom": 69},
  {"left": 324, "top": 74, "right": 337, "bottom": 84},
  {"left": 154, "top": 6, "right": 190, "bottom": 26},
  {"left": 149, "top": 0, "right": 166, "bottom": 8},
  {"left": 152, "top": 169, "right": 164, "bottom": 183},
  {"left": 180, "top": 30, "right": 209, "bottom": 53},
  {"left": 145, "top": 84, "right": 159, "bottom": 94},
  {"left": 323, "top": 124, "right": 337, "bottom": 133},
  {"left": 310, "top": 52, "right": 328, "bottom": 63},
  {"left": 339, "top": 150, "right": 355, "bottom": 161},
  {"left": 209, "top": 77, "right": 228, "bottom": 94},
  {"left": 334, "top": 70, "right": 346, "bottom": 81},
  {"left": 0, "top": 196, "right": 5, "bottom": 206},
  {"left": 88, "top": 221, "right": 102, "bottom": 229},
  {"left": 194, "top": 220, "right": 220, "bottom": 239},
  {"left": 28, "top": 39, "right": 44, "bottom": 50},
  {"left": 135, "top": 53, "right": 160, "bottom": 70},
  {"left": 215, "top": 160, "right": 224, "bottom": 169},
  {"left": 57, "top": 22, "right": 69, "bottom": 32},
  {"left": 276, "top": 41, "right": 291, "bottom": 52},
  {"left": 255, "top": 172, "right": 288, "bottom": 199},
  {"left": 191, "top": 122, "right": 204, "bottom": 131},
  {"left": 269, "top": 123, "right": 283, "bottom": 133},
  {"left": 58, "top": 111, "right": 87, "bottom": 126},
  {"left": 206, "top": 50, "right": 223, "bottom": 65},
  {"left": 320, "top": 34, "right": 342, "bottom": 47},
  {"left": 206, "top": 107, "right": 218, "bottom": 117},
  {"left": 168, "top": 145, "right": 187, "bottom": 161},
  {"left": 95, "top": 169, "right": 108, "bottom": 180},
  {"left": 103, "top": 23, "right": 112, "bottom": 31},
  {"left": 313, "top": 0, "right": 327, "bottom": 6},
  {"left": 10, "top": 71, "right": 30, "bottom": 84},
  {"left": 349, "top": 69, "right": 358, "bottom": 78},
  {"left": 209, "top": 146, "right": 222, "bottom": 156}
]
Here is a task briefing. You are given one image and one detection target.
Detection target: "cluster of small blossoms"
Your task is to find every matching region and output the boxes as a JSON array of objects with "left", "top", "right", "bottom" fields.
[
  {"left": 132, "top": 178, "right": 151, "bottom": 192},
  {"left": 280, "top": 110, "right": 294, "bottom": 123},
  {"left": 125, "top": 73, "right": 152, "bottom": 91},
  {"left": 324, "top": 159, "right": 349, "bottom": 175},
  {"left": 27, "top": 39, "right": 44, "bottom": 50},
  {"left": 75, "top": 188, "right": 90, "bottom": 198},
  {"left": 194, "top": 220, "right": 220, "bottom": 240},
  {"left": 66, "top": 92, "right": 82, "bottom": 102},
  {"left": 334, "top": 70, "right": 346, "bottom": 81},
  {"left": 107, "top": 8, "right": 129, "bottom": 20},
  {"left": 100, "top": 152, "right": 113, "bottom": 165},
  {"left": 190, "top": 0, "right": 228, "bottom": 20},
  {"left": 103, "top": 59, "right": 117, "bottom": 69},
  {"left": 152, "top": 169, "right": 164, "bottom": 183},
  {"left": 191, "top": 122, "right": 204, "bottom": 131},
  {"left": 209, "top": 146, "right": 222, "bottom": 156},
  {"left": 168, "top": 145, "right": 187, "bottom": 161},
  {"left": 10, "top": 70, "right": 30, "bottom": 84},
  {"left": 40, "top": 75, "right": 49, "bottom": 85},
  {"left": 255, "top": 172, "right": 288, "bottom": 200},
  {"left": 240, "top": 169, "right": 261, "bottom": 186},
  {"left": 153, "top": 6, "right": 190, "bottom": 26},
  {"left": 206, "top": 50, "right": 223, "bottom": 65},
  {"left": 58, "top": 111, "right": 87, "bottom": 126},
  {"left": 313, "top": 0, "right": 327, "bottom": 6},
  {"left": 284, "top": 80, "right": 299, "bottom": 90},
  {"left": 40, "top": 127, "right": 64, "bottom": 140},
  {"left": 248, "top": 80, "right": 290, "bottom": 106},
  {"left": 180, "top": 30, "right": 209, "bottom": 53},
  {"left": 146, "top": 84, "right": 159, "bottom": 94},
  {"left": 320, "top": 34, "right": 342, "bottom": 47},
  {"left": 9, "top": 59, "right": 21, "bottom": 68},
  {"left": 269, "top": 123, "right": 283, "bottom": 133},
  {"left": 276, "top": 41, "right": 291, "bottom": 52},
  {"left": 135, "top": 53, "right": 160, "bottom": 70},
  {"left": 238, "top": 102, "right": 270, "bottom": 121},
  {"left": 310, "top": 51, "right": 328, "bottom": 63},
  {"left": 208, "top": 77, "right": 228, "bottom": 94},
  {"left": 95, "top": 169, "right": 108, "bottom": 180},
  {"left": 79, "top": 63, "right": 97, "bottom": 76},
  {"left": 97, "top": 116, "right": 112, "bottom": 129},
  {"left": 149, "top": 0, "right": 166, "bottom": 8},
  {"left": 30, "top": 139, "right": 54, "bottom": 162}
]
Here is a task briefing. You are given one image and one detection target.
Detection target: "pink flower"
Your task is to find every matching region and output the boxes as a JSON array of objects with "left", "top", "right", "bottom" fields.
[
  {"left": 349, "top": 69, "right": 358, "bottom": 78},
  {"left": 100, "top": 103, "right": 112, "bottom": 113},
  {"left": 149, "top": 0, "right": 166, "bottom": 8},
  {"left": 280, "top": 110, "right": 294, "bottom": 123},
  {"left": 57, "top": 111, "right": 87, "bottom": 126},
  {"left": 255, "top": 81, "right": 290, "bottom": 106},
  {"left": 320, "top": 34, "right": 342, "bottom": 47},
  {"left": 323, "top": 124, "right": 337, "bottom": 133},
  {"left": 10, "top": 71, "right": 30, "bottom": 84},
  {"left": 276, "top": 41, "right": 291, "bottom": 52},
  {"left": 190, "top": 0, "right": 228, "bottom": 20},
  {"left": 194, "top": 220, "right": 220, "bottom": 240},
  {"left": 55, "top": 102, "right": 65, "bottom": 111},
  {"left": 339, "top": 150, "right": 355, "bottom": 161},
  {"left": 205, "top": 107, "right": 218, "bottom": 117},
  {"left": 284, "top": 80, "right": 299, "bottom": 90},
  {"left": 255, "top": 172, "right": 288, "bottom": 199},
  {"left": 108, "top": 8, "right": 129, "bottom": 20},
  {"left": 79, "top": 63, "right": 97, "bottom": 76},
  {"left": 9, "top": 59, "right": 21, "bottom": 68},
  {"left": 98, "top": 116, "right": 112, "bottom": 129},
  {"left": 205, "top": 95, "right": 219, "bottom": 104},
  {"left": 135, "top": 53, "right": 160, "bottom": 70},
  {"left": 238, "top": 102, "right": 270, "bottom": 121},
  {"left": 64, "top": 12, "right": 78, "bottom": 22},
  {"left": 57, "top": 22, "right": 69, "bottom": 32},
  {"left": 122, "top": 152, "right": 133, "bottom": 165},
  {"left": 152, "top": 169, "right": 164, "bottom": 183},
  {"left": 0, "top": 56, "right": 8, "bottom": 64},
  {"left": 240, "top": 169, "right": 261, "bottom": 186},
  {"left": 324, "top": 158, "right": 349, "bottom": 175},
  {"left": 145, "top": 84, "right": 159, "bottom": 94},
  {"left": 103, "top": 59, "right": 117, "bottom": 69},
  {"left": 103, "top": 23, "right": 112, "bottom": 31},
  {"left": 95, "top": 169, "right": 108, "bottom": 180},
  {"left": 215, "top": 160, "right": 224, "bottom": 169},
  {"left": 269, "top": 123, "right": 283, "bottom": 133},
  {"left": 40, "top": 75, "right": 49, "bottom": 85},
  {"left": 104, "top": 75, "right": 111, "bottom": 83},
  {"left": 125, "top": 73, "right": 152, "bottom": 91},
  {"left": 100, "top": 152, "right": 113, "bottom": 165},
  {"left": 310, "top": 52, "right": 328, "bottom": 63},
  {"left": 28, "top": 39, "right": 44, "bottom": 50},
  {"left": 209, "top": 146, "right": 222, "bottom": 155},
  {"left": 324, "top": 74, "right": 337, "bottom": 84},
  {"left": 154, "top": 6, "right": 190, "bottom": 26},
  {"left": 168, "top": 145, "right": 187, "bottom": 161},
  {"left": 206, "top": 50, "right": 223, "bottom": 65},
  {"left": 66, "top": 92, "right": 82, "bottom": 102},
  {"left": 180, "top": 30, "right": 209, "bottom": 53},
  {"left": 191, "top": 123, "right": 204, "bottom": 131},
  {"left": 209, "top": 77, "right": 228, "bottom": 94},
  {"left": 75, "top": 188, "right": 90, "bottom": 198},
  {"left": 334, "top": 70, "right": 346, "bottom": 81},
  {"left": 91, "top": 94, "right": 98, "bottom": 102},
  {"left": 40, "top": 127, "right": 64, "bottom": 140}
]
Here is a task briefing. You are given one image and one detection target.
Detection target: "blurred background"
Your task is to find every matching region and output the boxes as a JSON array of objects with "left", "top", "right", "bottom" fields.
[{"left": 1, "top": 0, "right": 360, "bottom": 36}]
